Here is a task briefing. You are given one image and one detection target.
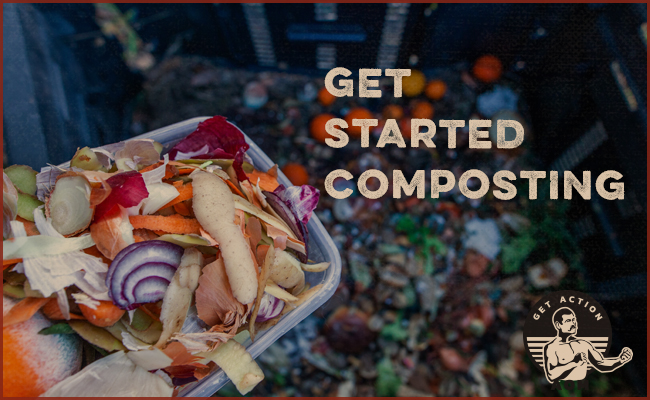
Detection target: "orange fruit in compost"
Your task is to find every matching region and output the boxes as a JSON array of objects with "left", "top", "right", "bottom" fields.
[
  {"left": 425, "top": 79, "right": 447, "bottom": 100},
  {"left": 317, "top": 87, "right": 336, "bottom": 106},
  {"left": 310, "top": 113, "right": 336, "bottom": 143},
  {"left": 411, "top": 101, "right": 435, "bottom": 119},
  {"left": 344, "top": 107, "right": 374, "bottom": 138},
  {"left": 473, "top": 55, "right": 503, "bottom": 83},
  {"left": 402, "top": 70, "right": 426, "bottom": 97},
  {"left": 282, "top": 163, "right": 310, "bottom": 186},
  {"left": 382, "top": 104, "right": 404, "bottom": 120},
  {"left": 3, "top": 296, "right": 82, "bottom": 397}
]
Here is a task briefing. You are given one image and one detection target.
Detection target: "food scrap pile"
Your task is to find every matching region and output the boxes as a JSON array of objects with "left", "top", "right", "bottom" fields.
[
  {"left": 3, "top": 116, "right": 330, "bottom": 396},
  {"left": 131, "top": 55, "right": 631, "bottom": 397}
]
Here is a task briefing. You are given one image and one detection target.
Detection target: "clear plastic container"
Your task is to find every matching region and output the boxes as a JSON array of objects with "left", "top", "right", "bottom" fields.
[{"left": 53, "top": 117, "right": 342, "bottom": 397}]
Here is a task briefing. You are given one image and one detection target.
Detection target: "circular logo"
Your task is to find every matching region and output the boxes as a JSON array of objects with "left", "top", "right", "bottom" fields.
[{"left": 523, "top": 290, "right": 612, "bottom": 379}]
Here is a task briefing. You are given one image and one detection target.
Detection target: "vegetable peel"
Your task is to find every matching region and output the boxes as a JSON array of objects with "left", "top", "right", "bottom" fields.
[
  {"left": 250, "top": 242, "right": 275, "bottom": 341},
  {"left": 195, "top": 256, "right": 245, "bottom": 333},
  {"left": 191, "top": 171, "right": 257, "bottom": 304},
  {"left": 197, "top": 339, "right": 264, "bottom": 395},
  {"left": 246, "top": 165, "right": 280, "bottom": 192},
  {"left": 267, "top": 249, "right": 305, "bottom": 289},
  {"left": 129, "top": 215, "right": 202, "bottom": 235},
  {"left": 264, "top": 281, "right": 299, "bottom": 302},
  {"left": 156, "top": 248, "right": 204, "bottom": 348},
  {"left": 90, "top": 205, "right": 135, "bottom": 260}
]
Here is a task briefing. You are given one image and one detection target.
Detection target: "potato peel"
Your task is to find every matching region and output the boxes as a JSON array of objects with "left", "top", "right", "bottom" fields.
[
  {"left": 155, "top": 248, "right": 204, "bottom": 348},
  {"left": 268, "top": 249, "right": 305, "bottom": 289},
  {"left": 197, "top": 339, "right": 264, "bottom": 395},
  {"left": 286, "top": 236, "right": 307, "bottom": 255},
  {"left": 290, "top": 273, "right": 306, "bottom": 296},
  {"left": 245, "top": 216, "right": 263, "bottom": 253},
  {"left": 264, "top": 280, "right": 299, "bottom": 303},
  {"left": 192, "top": 171, "right": 257, "bottom": 304},
  {"left": 300, "top": 261, "right": 331, "bottom": 273},
  {"left": 250, "top": 243, "right": 275, "bottom": 341}
]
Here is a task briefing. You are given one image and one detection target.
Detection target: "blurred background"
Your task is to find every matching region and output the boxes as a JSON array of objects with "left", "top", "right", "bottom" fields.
[{"left": 2, "top": 3, "right": 646, "bottom": 396}]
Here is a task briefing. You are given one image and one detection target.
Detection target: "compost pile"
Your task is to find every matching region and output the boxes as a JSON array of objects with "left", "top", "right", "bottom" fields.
[{"left": 133, "top": 56, "right": 628, "bottom": 397}]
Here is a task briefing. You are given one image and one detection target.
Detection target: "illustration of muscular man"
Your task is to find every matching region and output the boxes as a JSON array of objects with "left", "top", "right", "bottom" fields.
[{"left": 543, "top": 307, "right": 633, "bottom": 383}]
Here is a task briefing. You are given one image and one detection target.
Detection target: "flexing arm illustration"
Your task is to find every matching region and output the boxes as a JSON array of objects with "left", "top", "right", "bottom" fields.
[
  {"left": 542, "top": 307, "right": 633, "bottom": 384},
  {"left": 585, "top": 344, "right": 633, "bottom": 372}
]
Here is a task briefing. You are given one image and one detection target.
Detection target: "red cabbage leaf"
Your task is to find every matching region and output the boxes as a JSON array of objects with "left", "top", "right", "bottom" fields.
[
  {"left": 273, "top": 184, "right": 320, "bottom": 224},
  {"left": 168, "top": 116, "right": 250, "bottom": 182},
  {"left": 263, "top": 184, "right": 319, "bottom": 263}
]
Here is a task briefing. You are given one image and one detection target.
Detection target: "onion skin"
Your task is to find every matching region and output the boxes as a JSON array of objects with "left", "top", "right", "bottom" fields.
[
  {"left": 90, "top": 205, "right": 134, "bottom": 260},
  {"left": 47, "top": 175, "right": 94, "bottom": 236},
  {"left": 106, "top": 241, "right": 184, "bottom": 310}
]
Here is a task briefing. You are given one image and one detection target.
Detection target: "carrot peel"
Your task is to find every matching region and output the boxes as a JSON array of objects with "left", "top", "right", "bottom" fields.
[
  {"left": 161, "top": 183, "right": 193, "bottom": 209},
  {"left": 173, "top": 202, "right": 192, "bottom": 217},
  {"left": 129, "top": 215, "right": 202, "bottom": 235}
]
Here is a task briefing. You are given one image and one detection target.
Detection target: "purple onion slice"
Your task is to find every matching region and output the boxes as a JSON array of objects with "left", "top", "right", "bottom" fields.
[
  {"left": 132, "top": 277, "right": 172, "bottom": 306},
  {"left": 122, "top": 262, "right": 176, "bottom": 307},
  {"left": 105, "top": 241, "right": 151, "bottom": 287},
  {"left": 106, "top": 240, "right": 184, "bottom": 310}
]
